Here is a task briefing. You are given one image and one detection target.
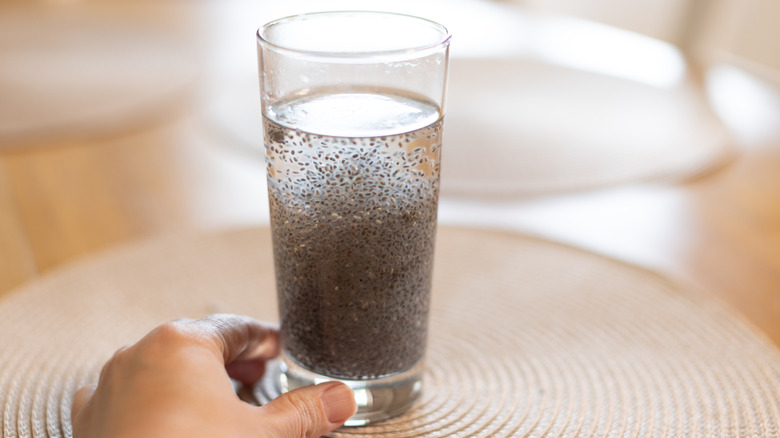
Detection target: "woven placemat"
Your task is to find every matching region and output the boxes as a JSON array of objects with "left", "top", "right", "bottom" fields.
[{"left": 1, "top": 227, "right": 779, "bottom": 437}]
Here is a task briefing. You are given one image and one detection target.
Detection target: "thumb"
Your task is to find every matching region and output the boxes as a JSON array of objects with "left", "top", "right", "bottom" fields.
[{"left": 255, "top": 381, "right": 357, "bottom": 438}]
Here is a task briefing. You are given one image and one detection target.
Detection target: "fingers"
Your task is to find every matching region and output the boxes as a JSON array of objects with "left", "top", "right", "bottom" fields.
[
  {"left": 225, "top": 358, "right": 267, "bottom": 385},
  {"left": 182, "top": 314, "right": 280, "bottom": 364},
  {"left": 255, "top": 381, "right": 357, "bottom": 438},
  {"left": 71, "top": 383, "right": 97, "bottom": 421}
]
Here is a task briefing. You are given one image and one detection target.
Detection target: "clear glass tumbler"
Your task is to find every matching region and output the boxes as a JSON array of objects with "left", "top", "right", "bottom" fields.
[{"left": 257, "top": 11, "right": 450, "bottom": 426}]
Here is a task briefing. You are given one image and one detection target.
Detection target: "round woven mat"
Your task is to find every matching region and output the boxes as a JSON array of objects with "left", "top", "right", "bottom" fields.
[
  {"left": 0, "top": 4, "right": 197, "bottom": 149},
  {"left": 1, "top": 227, "right": 779, "bottom": 437}
]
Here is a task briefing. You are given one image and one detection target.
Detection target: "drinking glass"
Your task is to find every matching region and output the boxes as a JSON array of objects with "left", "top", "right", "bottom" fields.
[{"left": 257, "top": 11, "right": 450, "bottom": 425}]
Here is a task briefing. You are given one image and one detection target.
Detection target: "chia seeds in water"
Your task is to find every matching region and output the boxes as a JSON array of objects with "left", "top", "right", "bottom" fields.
[{"left": 264, "top": 91, "right": 442, "bottom": 379}]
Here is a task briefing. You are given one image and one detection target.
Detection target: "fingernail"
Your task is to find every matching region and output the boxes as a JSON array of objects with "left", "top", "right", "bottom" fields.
[{"left": 320, "top": 382, "right": 357, "bottom": 424}]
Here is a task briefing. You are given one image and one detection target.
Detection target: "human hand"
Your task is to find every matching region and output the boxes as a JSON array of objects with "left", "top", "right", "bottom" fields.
[{"left": 71, "top": 314, "right": 357, "bottom": 438}]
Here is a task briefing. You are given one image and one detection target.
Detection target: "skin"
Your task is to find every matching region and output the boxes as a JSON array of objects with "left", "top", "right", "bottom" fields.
[{"left": 71, "top": 314, "right": 357, "bottom": 438}]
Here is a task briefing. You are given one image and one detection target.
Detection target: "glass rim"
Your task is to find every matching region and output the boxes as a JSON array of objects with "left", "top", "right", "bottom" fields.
[{"left": 256, "top": 10, "right": 452, "bottom": 61}]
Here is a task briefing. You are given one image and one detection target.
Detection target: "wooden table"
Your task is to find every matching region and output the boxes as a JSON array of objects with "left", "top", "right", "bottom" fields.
[{"left": 1, "top": 1, "right": 779, "bottom": 348}]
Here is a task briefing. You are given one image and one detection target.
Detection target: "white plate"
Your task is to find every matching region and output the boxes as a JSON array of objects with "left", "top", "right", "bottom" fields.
[{"left": 441, "top": 57, "right": 732, "bottom": 196}]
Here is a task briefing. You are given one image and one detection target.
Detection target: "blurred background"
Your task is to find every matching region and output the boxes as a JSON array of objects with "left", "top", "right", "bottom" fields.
[{"left": 0, "top": 0, "right": 779, "bottom": 343}]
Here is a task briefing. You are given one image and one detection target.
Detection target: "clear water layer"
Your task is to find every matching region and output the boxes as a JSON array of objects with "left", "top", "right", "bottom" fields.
[{"left": 265, "top": 89, "right": 441, "bottom": 137}]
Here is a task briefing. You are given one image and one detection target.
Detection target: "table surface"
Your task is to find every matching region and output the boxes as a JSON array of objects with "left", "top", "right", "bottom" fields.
[{"left": 1, "top": 1, "right": 779, "bottom": 349}]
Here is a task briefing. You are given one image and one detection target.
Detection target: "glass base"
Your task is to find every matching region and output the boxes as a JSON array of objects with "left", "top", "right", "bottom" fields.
[{"left": 254, "top": 353, "right": 424, "bottom": 426}]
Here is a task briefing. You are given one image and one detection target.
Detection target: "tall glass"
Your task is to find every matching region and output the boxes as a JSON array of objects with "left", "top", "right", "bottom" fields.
[{"left": 257, "top": 11, "right": 450, "bottom": 425}]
